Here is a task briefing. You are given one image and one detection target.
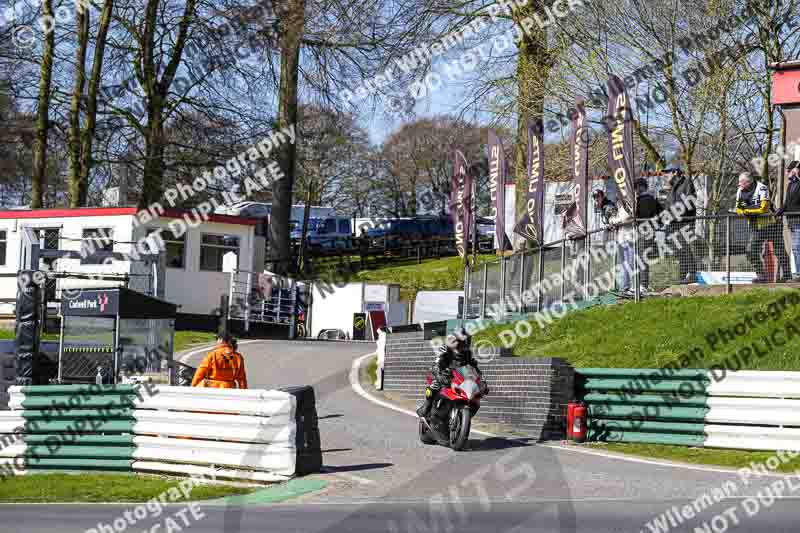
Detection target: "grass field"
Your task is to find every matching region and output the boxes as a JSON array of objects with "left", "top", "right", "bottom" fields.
[
  {"left": 0, "top": 473, "right": 257, "bottom": 503},
  {"left": 474, "top": 288, "right": 800, "bottom": 370}
]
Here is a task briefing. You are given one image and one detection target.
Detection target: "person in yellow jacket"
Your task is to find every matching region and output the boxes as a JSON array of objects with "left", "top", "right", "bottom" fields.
[
  {"left": 191, "top": 333, "right": 248, "bottom": 389},
  {"left": 736, "top": 174, "right": 791, "bottom": 282}
]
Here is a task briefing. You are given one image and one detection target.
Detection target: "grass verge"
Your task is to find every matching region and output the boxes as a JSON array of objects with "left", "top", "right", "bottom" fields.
[
  {"left": 589, "top": 442, "right": 800, "bottom": 472},
  {"left": 474, "top": 289, "right": 800, "bottom": 369},
  {"left": 0, "top": 473, "right": 259, "bottom": 503},
  {"left": 2, "top": 329, "right": 215, "bottom": 351},
  {"left": 174, "top": 331, "right": 217, "bottom": 352},
  {"left": 366, "top": 356, "right": 378, "bottom": 385}
]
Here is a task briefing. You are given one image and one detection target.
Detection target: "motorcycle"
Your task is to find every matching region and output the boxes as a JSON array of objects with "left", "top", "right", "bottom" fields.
[{"left": 418, "top": 365, "right": 484, "bottom": 451}]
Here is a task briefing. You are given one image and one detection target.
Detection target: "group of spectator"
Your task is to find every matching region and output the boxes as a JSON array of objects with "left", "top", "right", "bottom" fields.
[{"left": 591, "top": 160, "right": 800, "bottom": 293}]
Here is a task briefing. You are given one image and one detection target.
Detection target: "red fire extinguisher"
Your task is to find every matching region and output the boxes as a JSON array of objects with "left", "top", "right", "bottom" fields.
[{"left": 567, "top": 402, "right": 588, "bottom": 443}]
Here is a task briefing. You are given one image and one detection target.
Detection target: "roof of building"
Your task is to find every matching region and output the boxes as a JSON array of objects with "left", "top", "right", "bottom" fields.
[{"left": 0, "top": 207, "right": 259, "bottom": 226}]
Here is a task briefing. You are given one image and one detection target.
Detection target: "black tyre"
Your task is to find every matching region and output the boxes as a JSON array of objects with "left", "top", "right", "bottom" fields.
[
  {"left": 419, "top": 418, "right": 436, "bottom": 445},
  {"left": 449, "top": 408, "right": 472, "bottom": 451}
]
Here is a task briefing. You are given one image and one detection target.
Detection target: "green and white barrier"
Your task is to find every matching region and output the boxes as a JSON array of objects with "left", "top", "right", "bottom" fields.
[
  {"left": 578, "top": 368, "right": 800, "bottom": 451},
  {"left": 0, "top": 384, "right": 321, "bottom": 481}
]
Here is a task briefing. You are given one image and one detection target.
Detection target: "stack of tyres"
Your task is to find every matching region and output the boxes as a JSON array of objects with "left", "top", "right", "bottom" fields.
[
  {"left": 279, "top": 386, "right": 322, "bottom": 475},
  {"left": 0, "top": 354, "right": 15, "bottom": 409},
  {"left": 15, "top": 271, "right": 41, "bottom": 386}
]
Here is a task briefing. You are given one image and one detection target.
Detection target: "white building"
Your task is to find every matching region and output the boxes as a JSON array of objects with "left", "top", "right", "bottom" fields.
[{"left": 0, "top": 207, "right": 263, "bottom": 319}]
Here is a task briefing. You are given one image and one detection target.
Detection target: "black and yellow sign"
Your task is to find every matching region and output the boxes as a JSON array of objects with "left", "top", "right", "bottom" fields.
[{"left": 353, "top": 313, "right": 367, "bottom": 340}]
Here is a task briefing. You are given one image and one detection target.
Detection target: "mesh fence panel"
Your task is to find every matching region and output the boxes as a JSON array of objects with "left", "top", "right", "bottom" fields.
[
  {"left": 466, "top": 266, "right": 484, "bottom": 318},
  {"left": 539, "top": 244, "right": 563, "bottom": 309},
  {"left": 484, "top": 260, "right": 502, "bottom": 318},
  {"left": 587, "top": 230, "right": 617, "bottom": 297},
  {"left": 522, "top": 250, "right": 540, "bottom": 314},
  {"left": 503, "top": 254, "right": 523, "bottom": 314},
  {"left": 468, "top": 215, "right": 798, "bottom": 313},
  {"left": 562, "top": 237, "right": 587, "bottom": 304}
]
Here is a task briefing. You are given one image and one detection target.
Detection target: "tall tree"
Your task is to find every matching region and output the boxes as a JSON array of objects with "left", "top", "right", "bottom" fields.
[
  {"left": 136, "top": 0, "right": 199, "bottom": 208},
  {"left": 270, "top": 0, "right": 306, "bottom": 273},
  {"left": 31, "top": 0, "right": 56, "bottom": 208},
  {"left": 67, "top": 0, "right": 115, "bottom": 207}
]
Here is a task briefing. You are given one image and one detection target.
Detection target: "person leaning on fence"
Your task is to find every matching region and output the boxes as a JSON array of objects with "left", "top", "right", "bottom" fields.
[
  {"left": 608, "top": 197, "right": 636, "bottom": 294},
  {"left": 775, "top": 161, "right": 800, "bottom": 282},
  {"left": 736, "top": 174, "right": 791, "bottom": 283},
  {"left": 665, "top": 166, "right": 698, "bottom": 283},
  {"left": 191, "top": 333, "right": 248, "bottom": 389},
  {"left": 592, "top": 189, "right": 616, "bottom": 244},
  {"left": 634, "top": 178, "right": 664, "bottom": 293}
]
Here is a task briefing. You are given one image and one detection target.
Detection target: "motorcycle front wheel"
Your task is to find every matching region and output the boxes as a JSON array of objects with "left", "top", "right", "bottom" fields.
[
  {"left": 449, "top": 408, "right": 472, "bottom": 451},
  {"left": 419, "top": 418, "right": 436, "bottom": 445}
]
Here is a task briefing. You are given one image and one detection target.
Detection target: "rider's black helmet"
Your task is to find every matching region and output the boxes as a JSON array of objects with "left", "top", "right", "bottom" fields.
[{"left": 446, "top": 327, "right": 470, "bottom": 353}]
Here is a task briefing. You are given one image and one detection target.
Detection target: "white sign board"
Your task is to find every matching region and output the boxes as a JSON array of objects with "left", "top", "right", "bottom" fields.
[
  {"left": 696, "top": 272, "right": 758, "bottom": 285},
  {"left": 222, "top": 251, "right": 238, "bottom": 273},
  {"left": 364, "top": 301, "right": 385, "bottom": 312}
]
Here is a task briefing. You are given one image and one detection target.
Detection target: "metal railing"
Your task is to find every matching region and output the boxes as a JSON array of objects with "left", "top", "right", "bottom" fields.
[
  {"left": 227, "top": 269, "right": 299, "bottom": 336},
  {"left": 466, "top": 213, "right": 798, "bottom": 320}
]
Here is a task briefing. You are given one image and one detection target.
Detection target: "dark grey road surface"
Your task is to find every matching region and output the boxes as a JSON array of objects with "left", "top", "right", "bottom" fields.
[
  {"left": 1, "top": 340, "right": 797, "bottom": 533},
  {"left": 4, "top": 500, "right": 800, "bottom": 533}
]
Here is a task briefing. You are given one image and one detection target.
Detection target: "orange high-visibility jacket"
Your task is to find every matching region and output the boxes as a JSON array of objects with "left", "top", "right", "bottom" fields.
[{"left": 191, "top": 344, "right": 248, "bottom": 389}]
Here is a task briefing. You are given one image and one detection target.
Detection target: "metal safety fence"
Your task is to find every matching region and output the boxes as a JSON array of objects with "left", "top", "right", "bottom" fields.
[
  {"left": 576, "top": 368, "right": 800, "bottom": 451},
  {"left": 227, "top": 269, "right": 299, "bottom": 335},
  {"left": 466, "top": 213, "right": 799, "bottom": 320}
]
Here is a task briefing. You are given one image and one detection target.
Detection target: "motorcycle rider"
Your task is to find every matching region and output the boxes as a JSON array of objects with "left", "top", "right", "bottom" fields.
[{"left": 416, "top": 328, "right": 486, "bottom": 418}]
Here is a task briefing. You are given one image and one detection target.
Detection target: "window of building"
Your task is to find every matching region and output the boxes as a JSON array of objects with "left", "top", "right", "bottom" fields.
[
  {"left": 81, "top": 228, "right": 114, "bottom": 265},
  {"left": 200, "top": 234, "right": 240, "bottom": 272},
  {"left": 0, "top": 230, "right": 6, "bottom": 266},
  {"left": 148, "top": 228, "right": 186, "bottom": 269}
]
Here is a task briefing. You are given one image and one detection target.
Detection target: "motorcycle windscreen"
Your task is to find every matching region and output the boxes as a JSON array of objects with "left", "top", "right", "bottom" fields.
[
  {"left": 453, "top": 366, "right": 480, "bottom": 400},
  {"left": 454, "top": 365, "right": 479, "bottom": 381}
]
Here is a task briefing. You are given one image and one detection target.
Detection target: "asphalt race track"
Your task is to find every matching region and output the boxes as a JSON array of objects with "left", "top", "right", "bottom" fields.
[{"left": 4, "top": 340, "right": 800, "bottom": 533}]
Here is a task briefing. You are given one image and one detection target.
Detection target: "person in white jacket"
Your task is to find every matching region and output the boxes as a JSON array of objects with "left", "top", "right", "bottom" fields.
[
  {"left": 608, "top": 203, "right": 635, "bottom": 293},
  {"left": 375, "top": 327, "right": 387, "bottom": 389}
]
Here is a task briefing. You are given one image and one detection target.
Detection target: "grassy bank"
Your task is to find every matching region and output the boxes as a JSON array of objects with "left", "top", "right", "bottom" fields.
[
  {"left": 0, "top": 473, "right": 257, "bottom": 503},
  {"left": 474, "top": 289, "right": 800, "bottom": 370},
  {"left": 592, "top": 442, "right": 800, "bottom": 472},
  {"left": 315, "top": 254, "right": 496, "bottom": 301}
]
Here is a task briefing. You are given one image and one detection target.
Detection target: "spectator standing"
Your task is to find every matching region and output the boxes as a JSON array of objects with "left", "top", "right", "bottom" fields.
[
  {"left": 608, "top": 198, "right": 635, "bottom": 294},
  {"left": 775, "top": 160, "right": 800, "bottom": 281},
  {"left": 592, "top": 189, "right": 616, "bottom": 226},
  {"left": 634, "top": 178, "right": 664, "bottom": 293},
  {"left": 666, "top": 167, "right": 698, "bottom": 283},
  {"left": 736, "top": 174, "right": 791, "bottom": 283}
]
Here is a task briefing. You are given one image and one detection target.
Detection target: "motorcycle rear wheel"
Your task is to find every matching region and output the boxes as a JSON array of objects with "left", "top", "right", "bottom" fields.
[{"left": 449, "top": 408, "right": 472, "bottom": 451}]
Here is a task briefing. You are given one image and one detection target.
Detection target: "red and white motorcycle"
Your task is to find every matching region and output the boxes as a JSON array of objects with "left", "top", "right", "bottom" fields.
[{"left": 418, "top": 365, "right": 485, "bottom": 451}]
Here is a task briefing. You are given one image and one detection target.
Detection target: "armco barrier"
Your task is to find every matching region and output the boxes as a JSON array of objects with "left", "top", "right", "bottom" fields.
[
  {"left": 0, "top": 384, "right": 321, "bottom": 482},
  {"left": 578, "top": 368, "right": 800, "bottom": 451},
  {"left": 382, "top": 331, "right": 574, "bottom": 439}
]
